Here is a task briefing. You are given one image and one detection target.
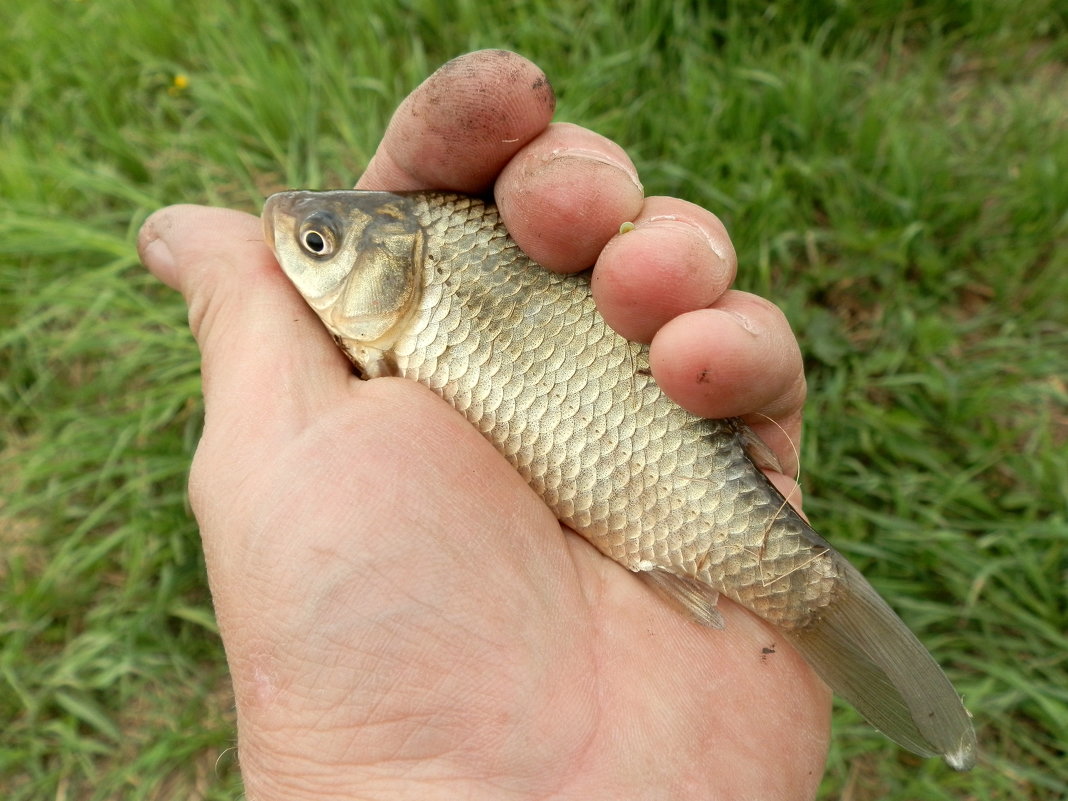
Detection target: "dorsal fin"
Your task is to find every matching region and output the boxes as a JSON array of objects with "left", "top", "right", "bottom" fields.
[{"left": 731, "top": 418, "right": 784, "bottom": 474}]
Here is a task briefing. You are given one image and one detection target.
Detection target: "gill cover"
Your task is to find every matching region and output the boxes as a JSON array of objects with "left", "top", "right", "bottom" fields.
[{"left": 264, "top": 190, "right": 425, "bottom": 352}]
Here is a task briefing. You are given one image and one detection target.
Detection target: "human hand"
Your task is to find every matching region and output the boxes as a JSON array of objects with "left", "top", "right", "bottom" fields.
[{"left": 138, "top": 50, "right": 828, "bottom": 801}]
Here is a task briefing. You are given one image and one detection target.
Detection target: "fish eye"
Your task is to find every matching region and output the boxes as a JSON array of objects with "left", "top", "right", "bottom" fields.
[{"left": 298, "top": 212, "right": 340, "bottom": 257}]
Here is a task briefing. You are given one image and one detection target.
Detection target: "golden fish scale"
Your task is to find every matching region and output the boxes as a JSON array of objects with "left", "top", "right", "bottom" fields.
[{"left": 387, "top": 195, "right": 840, "bottom": 629}]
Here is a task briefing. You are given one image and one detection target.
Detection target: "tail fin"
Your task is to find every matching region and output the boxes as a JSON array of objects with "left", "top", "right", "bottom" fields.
[{"left": 782, "top": 557, "right": 977, "bottom": 770}]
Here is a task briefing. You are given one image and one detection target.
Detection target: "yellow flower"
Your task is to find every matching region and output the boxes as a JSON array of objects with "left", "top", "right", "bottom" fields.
[{"left": 168, "top": 73, "right": 189, "bottom": 96}]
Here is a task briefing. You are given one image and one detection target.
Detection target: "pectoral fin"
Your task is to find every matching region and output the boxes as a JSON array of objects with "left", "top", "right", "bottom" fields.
[{"left": 638, "top": 568, "right": 726, "bottom": 629}]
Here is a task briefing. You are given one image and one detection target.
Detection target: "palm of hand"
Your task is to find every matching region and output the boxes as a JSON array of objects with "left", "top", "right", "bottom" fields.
[{"left": 194, "top": 376, "right": 826, "bottom": 800}]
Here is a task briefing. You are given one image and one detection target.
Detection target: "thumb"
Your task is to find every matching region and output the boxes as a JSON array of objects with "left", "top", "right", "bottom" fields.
[{"left": 137, "top": 204, "right": 351, "bottom": 444}]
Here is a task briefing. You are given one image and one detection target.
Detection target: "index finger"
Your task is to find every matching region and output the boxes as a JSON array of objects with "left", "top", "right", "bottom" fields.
[
  {"left": 356, "top": 51, "right": 644, "bottom": 275},
  {"left": 357, "top": 50, "right": 556, "bottom": 193}
]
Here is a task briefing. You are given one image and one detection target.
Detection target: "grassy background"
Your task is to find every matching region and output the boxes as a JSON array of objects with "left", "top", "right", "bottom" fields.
[{"left": 2, "top": 0, "right": 1065, "bottom": 798}]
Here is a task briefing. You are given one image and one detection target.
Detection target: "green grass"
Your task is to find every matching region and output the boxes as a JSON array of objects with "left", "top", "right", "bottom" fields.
[{"left": 2, "top": 0, "right": 1065, "bottom": 798}]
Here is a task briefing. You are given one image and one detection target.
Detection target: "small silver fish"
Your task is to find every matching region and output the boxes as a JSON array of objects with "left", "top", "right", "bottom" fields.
[{"left": 262, "top": 189, "right": 977, "bottom": 770}]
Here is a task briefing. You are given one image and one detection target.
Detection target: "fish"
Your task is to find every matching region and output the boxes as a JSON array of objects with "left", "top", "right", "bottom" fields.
[{"left": 262, "top": 189, "right": 978, "bottom": 770}]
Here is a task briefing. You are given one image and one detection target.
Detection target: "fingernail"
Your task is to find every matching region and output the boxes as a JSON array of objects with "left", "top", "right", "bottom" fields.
[
  {"left": 724, "top": 308, "right": 759, "bottom": 336},
  {"left": 644, "top": 215, "right": 730, "bottom": 262},
  {"left": 137, "top": 215, "right": 178, "bottom": 287},
  {"left": 140, "top": 235, "right": 175, "bottom": 275},
  {"left": 546, "top": 147, "right": 644, "bottom": 193}
]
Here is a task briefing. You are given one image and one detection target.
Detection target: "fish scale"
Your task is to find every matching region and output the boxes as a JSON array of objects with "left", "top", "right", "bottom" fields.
[
  {"left": 383, "top": 194, "right": 838, "bottom": 623},
  {"left": 264, "top": 188, "right": 978, "bottom": 769}
]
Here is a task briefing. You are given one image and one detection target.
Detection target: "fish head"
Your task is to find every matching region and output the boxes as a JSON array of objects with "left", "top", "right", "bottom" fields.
[{"left": 263, "top": 190, "right": 425, "bottom": 372}]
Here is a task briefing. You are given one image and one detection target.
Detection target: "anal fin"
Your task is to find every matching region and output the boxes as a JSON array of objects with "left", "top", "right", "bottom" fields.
[{"left": 638, "top": 568, "right": 725, "bottom": 629}]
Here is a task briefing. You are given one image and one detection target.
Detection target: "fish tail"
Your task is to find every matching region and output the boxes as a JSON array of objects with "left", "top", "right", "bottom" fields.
[{"left": 782, "top": 556, "right": 978, "bottom": 770}]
